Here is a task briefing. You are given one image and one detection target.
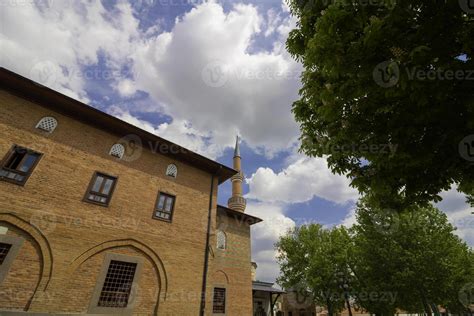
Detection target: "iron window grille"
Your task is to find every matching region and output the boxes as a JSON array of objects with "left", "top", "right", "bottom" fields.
[
  {"left": 36, "top": 116, "right": 58, "bottom": 133},
  {"left": 0, "top": 236, "right": 24, "bottom": 285},
  {"left": 0, "top": 243, "right": 12, "bottom": 265},
  {"left": 153, "top": 192, "right": 175, "bottom": 221},
  {"left": 213, "top": 287, "right": 226, "bottom": 314},
  {"left": 165, "top": 164, "right": 178, "bottom": 178},
  {"left": 0, "top": 145, "right": 42, "bottom": 185},
  {"left": 109, "top": 144, "right": 125, "bottom": 159},
  {"left": 98, "top": 260, "right": 137, "bottom": 308},
  {"left": 84, "top": 172, "right": 117, "bottom": 206},
  {"left": 216, "top": 230, "right": 226, "bottom": 250}
]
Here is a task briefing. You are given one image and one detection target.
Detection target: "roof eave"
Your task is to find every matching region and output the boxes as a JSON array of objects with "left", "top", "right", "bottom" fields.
[
  {"left": 217, "top": 205, "right": 263, "bottom": 225},
  {"left": 252, "top": 281, "right": 286, "bottom": 294}
]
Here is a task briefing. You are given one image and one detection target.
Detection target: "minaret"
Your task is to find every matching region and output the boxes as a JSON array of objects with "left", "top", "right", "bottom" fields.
[{"left": 227, "top": 136, "right": 246, "bottom": 212}]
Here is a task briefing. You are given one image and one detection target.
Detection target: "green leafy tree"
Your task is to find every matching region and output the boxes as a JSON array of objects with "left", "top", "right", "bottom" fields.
[
  {"left": 286, "top": 0, "right": 474, "bottom": 207},
  {"left": 351, "top": 198, "right": 474, "bottom": 315},
  {"left": 276, "top": 225, "right": 352, "bottom": 316},
  {"left": 442, "top": 244, "right": 474, "bottom": 314}
]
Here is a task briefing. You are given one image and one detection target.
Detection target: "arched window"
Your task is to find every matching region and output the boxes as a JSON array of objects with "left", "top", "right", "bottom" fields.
[
  {"left": 109, "top": 144, "right": 125, "bottom": 159},
  {"left": 166, "top": 164, "right": 178, "bottom": 178},
  {"left": 216, "top": 230, "right": 226, "bottom": 250},
  {"left": 36, "top": 117, "right": 58, "bottom": 133}
]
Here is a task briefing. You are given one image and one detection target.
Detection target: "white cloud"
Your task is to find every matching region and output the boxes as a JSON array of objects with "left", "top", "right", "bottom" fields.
[
  {"left": 1, "top": 1, "right": 139, "bottom": 101},
  {"left": 437, "top": 186, "right": 474, "bottom": 247},
  {"left": 247, "top": 156, "right": 359, "bottom": 204},
  {"left": 246, "top": 152, "right": 359, "bottom": 282},
  {"left": 335, "top": 187, "right": 474, "bottom": 247},
  {"left": 264, "top": 8, "right": 282, "bottom": 37},
  {"left": 251, "top": 203, "right": 296, "bottom": 239},
  {"left": 131, "top": 1, "right": 302, "bottom": 157},
  {"left": 115, "top": 79, "right": 137, "bottom": 97},
  {"left": 250, "top": 202, "right": 295, "bottom": 283},
  {"left": 1, "top": 0, "right": 302, "bottom": 159},
  {"left": 108, "top": 107, "right": 225, "bottom": 159},
  {"left": 340, "top": 207, "right": 357, "bottom": 228}
]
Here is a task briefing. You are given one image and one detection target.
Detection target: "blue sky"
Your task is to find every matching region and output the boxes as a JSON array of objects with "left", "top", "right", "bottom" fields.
[{"left": 1, "top": 0, "right": 472, "bottom": 283}]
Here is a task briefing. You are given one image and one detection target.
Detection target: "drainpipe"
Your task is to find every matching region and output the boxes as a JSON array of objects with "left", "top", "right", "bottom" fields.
[{"left": 200, "top": 171, "right": 218, "bottom": 316}]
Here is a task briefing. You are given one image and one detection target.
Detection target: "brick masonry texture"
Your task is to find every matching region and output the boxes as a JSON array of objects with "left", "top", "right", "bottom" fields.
[{"left": 0, "top": 89, "right": 253, "bottom": 315}]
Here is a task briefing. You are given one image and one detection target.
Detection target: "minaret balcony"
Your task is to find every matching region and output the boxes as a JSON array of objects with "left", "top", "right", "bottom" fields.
[
  {"left": 231, "top": 171, "right": 243, "bottom": 182},
  {"left": 227, "top": 196, "right": 246, "bottom": 212}
]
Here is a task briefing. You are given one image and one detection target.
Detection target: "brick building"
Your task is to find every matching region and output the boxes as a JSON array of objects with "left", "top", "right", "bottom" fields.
[{"left": 0, "top": 68, "right": 262, "bottom": 315}]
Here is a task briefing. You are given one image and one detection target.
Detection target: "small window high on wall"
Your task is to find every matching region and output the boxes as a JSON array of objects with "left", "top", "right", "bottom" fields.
[
  {"left": 109, "top": 144, "right": 125, "bottom": 159},
  {"left": 166, "top": 164, "right": 178, "bottom": 178},
  {"left": 216, "top": 230, "right": 226, "bottom": 250},
  {"left": 36, "top": 117, "right": 58, "bottom": 133}
]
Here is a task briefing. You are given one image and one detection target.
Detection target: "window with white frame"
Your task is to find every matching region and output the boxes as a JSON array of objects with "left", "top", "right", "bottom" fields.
[
  {"left": 36, "top": 117, "right": 58, "bottom": 133},
  {"left": 109, "top": 144, "right": 125, "bottom": 159},
  {"left": 216, "top": 230, "right": 226, "bottom": 250}
]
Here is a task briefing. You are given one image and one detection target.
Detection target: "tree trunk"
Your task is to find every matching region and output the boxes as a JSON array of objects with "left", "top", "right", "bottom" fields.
[
  {"left": 419, "top": 290, "right": 432, "bottom": 316},
  {"left": 430, "top": 303, "right": 440, "bottom": 316},
  {"left": 326, "top": 297, "right": 333, "bottom": 316}
]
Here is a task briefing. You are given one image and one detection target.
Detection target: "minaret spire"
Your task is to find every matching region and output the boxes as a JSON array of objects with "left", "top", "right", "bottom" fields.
[
  {"left": 228, "top": 136, "right": 246, "bottom": 212},
  {"left": 234, "top": 135, "right": 241, "bottom": 158}
]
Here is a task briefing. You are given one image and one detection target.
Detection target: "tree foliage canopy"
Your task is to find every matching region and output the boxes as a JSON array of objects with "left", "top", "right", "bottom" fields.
[
  {"left": 276, "top": 224, "right": 352, "bottom": 315},
  {"left": 351, "top": 199, "right": 474, "bottom": 314},
  {"left": 286, "top": 0, "right": 474, "bottom": 207},
  {"left": 276, "top": 202, "right": 474, "bottom": 315}
]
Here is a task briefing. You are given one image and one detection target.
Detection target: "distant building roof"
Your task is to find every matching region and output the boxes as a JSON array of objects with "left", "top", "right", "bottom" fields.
[
  {"left": 252, "top": 281, "right": 286, "bottom": 294},
  {"left": 0, "top": 67, "right": 237, "bottom": 184}
]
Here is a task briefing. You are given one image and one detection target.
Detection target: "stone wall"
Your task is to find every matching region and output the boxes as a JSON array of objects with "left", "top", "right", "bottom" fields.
[{"left": 206, "top": 212, "right": 253, "bottom": 315}]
